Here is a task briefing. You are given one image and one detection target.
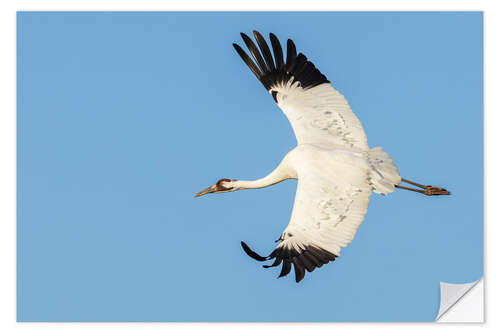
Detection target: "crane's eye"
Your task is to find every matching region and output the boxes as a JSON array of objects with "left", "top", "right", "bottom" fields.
[{"left": 216, "top": 178, "right": 232, "bottom": 191}]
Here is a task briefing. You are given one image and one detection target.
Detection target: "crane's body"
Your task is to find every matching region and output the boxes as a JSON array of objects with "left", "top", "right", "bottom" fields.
[
  {"left": 195, "top": 31, "right": 450, "bottom": 282},
  {"left": 231, "top": 141, "right": 399, "bottom": 257}
]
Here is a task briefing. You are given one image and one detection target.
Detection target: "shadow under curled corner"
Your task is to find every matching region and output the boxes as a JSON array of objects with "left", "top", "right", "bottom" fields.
[{"left": 435, "top": 278, "right": 484, "bottom": 322}]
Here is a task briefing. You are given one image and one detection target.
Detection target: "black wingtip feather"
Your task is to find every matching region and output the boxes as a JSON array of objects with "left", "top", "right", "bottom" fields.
[
  {"left": 293, "top": 257, "right": 305, "bottom": 283},
  {"left": 240, "top": 32, "right": 268, "bottom": 74},
  {"left": 233, "top": 32, "right": 330, "bottom": 93},
  {"left": 263, "top": 256, "right": 282, "bottom": 268},
  {"left": 240, "top": 239, "right": 338, "bottom": 283},
  {"left": 278, "top": 260, "right": 292, "bottom": 278},
  {"left": 299, "top": 253, "right": 316, "bottom": 273},
  {"left": 253, "top": 30, "right": 275, "bottom": 71},
  {"left": 241, "top": 241, "right": 268, "bottom": 262},
  {"left": 233, "top": 43, "right": 262, "bottom": 80},
  {"left": 286, "top": 39, "right": 297, "bottom": 71},
  {"left": 269, "top": 33, "right": 284, "bottom": 70}
]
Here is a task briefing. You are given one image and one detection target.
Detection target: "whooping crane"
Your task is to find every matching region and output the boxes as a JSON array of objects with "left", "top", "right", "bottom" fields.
[{"left": 195, "top": 31, "right": 450, "bottom": 283}]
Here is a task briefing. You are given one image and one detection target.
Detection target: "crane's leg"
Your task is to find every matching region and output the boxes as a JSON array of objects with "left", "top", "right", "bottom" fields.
[{"left": 395, "top": 178, "right": 450, "bottom": 196}]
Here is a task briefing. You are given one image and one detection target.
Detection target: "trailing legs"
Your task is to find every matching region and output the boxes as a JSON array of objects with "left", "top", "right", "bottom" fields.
[{"left": 395, "top": 178, "right": 450, "bottom": 196}]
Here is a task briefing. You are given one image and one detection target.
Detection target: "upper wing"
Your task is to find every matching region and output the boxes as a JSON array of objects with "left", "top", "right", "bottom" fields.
[
  {"left": 233, "top": 31, "right": 368, "bottom": 150},
  {"left": 242, "top": 170, "right": 372, "bottom": 283}
]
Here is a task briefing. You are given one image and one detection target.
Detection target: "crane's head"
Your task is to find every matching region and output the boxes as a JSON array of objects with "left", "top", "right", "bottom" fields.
[{"left": 194, "top": 178, "right": 236, "bottom": 198}]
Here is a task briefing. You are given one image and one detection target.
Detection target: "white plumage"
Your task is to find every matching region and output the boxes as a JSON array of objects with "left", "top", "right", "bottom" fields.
[
  {"left": 274, "top": 79, "right": 368, "bottom": 150},
  {"left": 195, "top": 31, "right": 449, "bottom": 282}
]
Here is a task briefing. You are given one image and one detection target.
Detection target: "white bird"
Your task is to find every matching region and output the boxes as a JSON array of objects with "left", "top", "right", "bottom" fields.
[{"left": 195, "top": 31, "right": 450, "bottom": 283}]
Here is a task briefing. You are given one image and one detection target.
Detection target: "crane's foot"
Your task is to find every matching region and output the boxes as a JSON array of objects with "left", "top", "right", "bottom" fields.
[
  {"left": 423, "top": 185, "right": 450, "bottom": 196},
  {"left": 396, "top": 178, "right": 451, "bottom": 196}
]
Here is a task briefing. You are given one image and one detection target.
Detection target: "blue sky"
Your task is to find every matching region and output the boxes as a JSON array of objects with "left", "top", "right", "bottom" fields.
[{"left": 17, "top": 12, "right": 483, "bottom": 322}]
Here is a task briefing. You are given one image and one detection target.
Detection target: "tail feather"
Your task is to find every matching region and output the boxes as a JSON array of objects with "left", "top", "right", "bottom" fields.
[{"left": 367, "top": 147, "right": 402, "bottom": 195}]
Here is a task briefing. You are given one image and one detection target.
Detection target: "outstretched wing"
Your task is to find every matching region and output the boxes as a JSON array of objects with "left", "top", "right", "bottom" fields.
[
  {"left": 242, "top": 167, "right": 372, "bottom": 283},
  {"left": 233, "top": 31, "right": 369, "bottom": 151}
]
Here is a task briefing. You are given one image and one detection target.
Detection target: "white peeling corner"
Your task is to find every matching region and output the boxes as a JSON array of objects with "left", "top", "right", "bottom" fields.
[{"left": 436, "top": 278, "right": 484, "bottom": 322}]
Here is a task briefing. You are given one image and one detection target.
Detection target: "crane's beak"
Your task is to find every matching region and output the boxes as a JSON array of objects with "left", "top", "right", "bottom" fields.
[{"left": 194, "top": 185, "right": 217, "bottom": 198}]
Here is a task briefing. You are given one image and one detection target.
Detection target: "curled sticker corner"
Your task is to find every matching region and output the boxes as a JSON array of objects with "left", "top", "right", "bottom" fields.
[{"left": 436, "top": 278, "right": 483, "bottom": 322}]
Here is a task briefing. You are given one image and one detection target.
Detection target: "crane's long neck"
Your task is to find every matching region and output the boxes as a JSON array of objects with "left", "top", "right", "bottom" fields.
[
  {"left": 234, "top": 159, "right": 295, "bottom": 190},
  {"left": 235, "top": 176, "right": 284, "bottom": 189}
]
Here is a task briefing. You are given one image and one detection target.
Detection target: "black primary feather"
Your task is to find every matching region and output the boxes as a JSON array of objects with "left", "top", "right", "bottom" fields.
[
  {"left": 269, "top": 33, "right": 284, "bottom": 70},
  {"left": 240, "top": 241, "right": 267, "bottom": 261},
  {"left": 233, "top": 43, "right": 261, "bottom": 80},
  {"left": 292, "top": 257, "right": 305, "bottom": 283},
  {"left": 263, "top": 256, "right": 282, "bottom": 268},
  {"left": 241, "top": 240, "right": 338, "bottom": 283},
  {"left": 308, "top": 246, "right": 329, "bottom": 261},
  {"left": 278, "top": 260, "right": 292, "bottom": 278},
  {"left": 285, "top": 39, "right": 297, "bottom": 73},
  {"left": 253, "top": 30, "right": 275, "bottom": 71},
  {"left": 240, "top": 33, "right": 268, "bottom": 74},
  {"left": 299, "top": 254, "right": 316, "bottom": 273},
  {"left": 303, "top": 251, "right": 322, "bottom": 268},
  {"left": 233, "top": 31, "right": 330, "bottom": 97}
]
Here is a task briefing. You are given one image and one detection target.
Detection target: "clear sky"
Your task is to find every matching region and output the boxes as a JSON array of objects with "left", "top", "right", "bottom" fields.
[{"left": 17, "top": 12, "right": 483, "bottom": 322}]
